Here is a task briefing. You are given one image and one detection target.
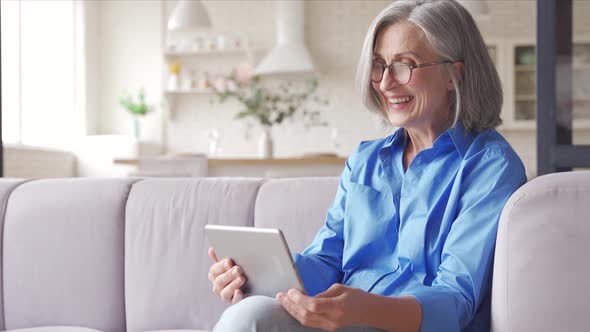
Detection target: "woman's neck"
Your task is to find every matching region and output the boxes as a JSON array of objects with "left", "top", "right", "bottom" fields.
[{"left": 402, "top": 121, "right": 451, "bottom": 171}]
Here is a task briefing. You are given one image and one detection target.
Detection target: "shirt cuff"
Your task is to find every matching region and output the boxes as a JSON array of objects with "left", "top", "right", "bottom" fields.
[
  {"left": 403, "top": 286, "right": 464, "bottom": 332},
  {"left": 293, "top": 253, "right": 340, "bottom": 296}
]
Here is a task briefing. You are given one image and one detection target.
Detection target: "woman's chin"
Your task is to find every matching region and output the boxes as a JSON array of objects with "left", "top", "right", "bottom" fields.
[{"left": 386, "top": 107, "right": 414, "bottom": 128}]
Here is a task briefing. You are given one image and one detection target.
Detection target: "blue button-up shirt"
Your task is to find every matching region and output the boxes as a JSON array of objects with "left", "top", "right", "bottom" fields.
[{"left": 293, "top": 122, "right": 527, "bottom": 332}]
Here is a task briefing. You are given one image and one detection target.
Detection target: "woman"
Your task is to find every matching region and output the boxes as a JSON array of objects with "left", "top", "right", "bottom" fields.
[{"left": 208, "top": 0, "right": 526, "bottom": 331}]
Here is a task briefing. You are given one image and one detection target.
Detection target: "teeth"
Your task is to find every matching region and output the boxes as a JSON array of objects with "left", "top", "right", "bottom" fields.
[{"left": 387, "top": 96, "right": 413, "bottom": 104}]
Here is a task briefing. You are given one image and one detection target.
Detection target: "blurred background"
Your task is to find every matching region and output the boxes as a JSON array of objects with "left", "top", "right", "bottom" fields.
[{"left": 1, "top": 0, "right": 589, "bottom": 179}]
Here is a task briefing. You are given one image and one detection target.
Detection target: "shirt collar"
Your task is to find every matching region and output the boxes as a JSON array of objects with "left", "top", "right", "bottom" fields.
[
  {"left": 445, "top": 121, "right": 476, "bottom": 158},
  {"left": 379, "top": 122, "right": 476, "bottom": 158}
]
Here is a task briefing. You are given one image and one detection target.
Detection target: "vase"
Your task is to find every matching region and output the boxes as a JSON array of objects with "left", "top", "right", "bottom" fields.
[
  {"left": 133, "top": 116, "right": 141, "bottom": 139},
  {"left": 258, "top": 126, "right": 274, "bottom": 159}
]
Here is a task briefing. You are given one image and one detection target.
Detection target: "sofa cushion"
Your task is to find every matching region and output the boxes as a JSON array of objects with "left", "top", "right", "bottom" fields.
[
  {"left": 254, "top": 177, "right": 339, "bottom": 253},
  {"left": 125, "top": 178, "right": 263, "bottom": 332},
  {"left": 3, "top": 178, "right": 137, "bottom": 332},
  {"left": 8, "top": 327, "right": 103, "bottom": 332},
  {"left": 0, "top": 179, "right": 31, "bottom": 330},
  {"left": 492, "top": 171, "right": 590, "bottom": 331}
]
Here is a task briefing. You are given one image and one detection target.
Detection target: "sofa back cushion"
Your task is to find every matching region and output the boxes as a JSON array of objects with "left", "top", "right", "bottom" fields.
[
  {"left": 124, "top": 178, "right": 263, "bottom": 332},
  {"left": 0, "top": 179, "right": 30, "bottom": 331},
  {"left": 254, "top": 177, "right": 339, "bottom": 254},
  {"left": 3, "top": 178, "right": 136, "bottom": 332},
  {"left": 491, "top": 171, "right": 590, "bottom": 332}
]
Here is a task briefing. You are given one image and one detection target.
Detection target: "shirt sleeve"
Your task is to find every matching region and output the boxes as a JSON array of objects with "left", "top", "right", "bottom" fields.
[
  {"left": 292, "top": 155, "right": 352, "bottom": 296},
  {"left": 402, "top": 148, "right": 527, "bottom": 332}
]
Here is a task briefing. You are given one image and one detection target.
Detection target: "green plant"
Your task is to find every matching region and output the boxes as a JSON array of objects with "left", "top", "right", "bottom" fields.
[
  {"left": 212, "top": 73, "right": 329, "bottom": 128},
  {"left": 119, "top": 88, "right": 152, "bottom": 116}
]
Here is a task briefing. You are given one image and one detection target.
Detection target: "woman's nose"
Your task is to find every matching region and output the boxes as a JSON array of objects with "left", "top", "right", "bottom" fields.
[{"left": 379, "top": 69, "right": 399, "bottom": 92}]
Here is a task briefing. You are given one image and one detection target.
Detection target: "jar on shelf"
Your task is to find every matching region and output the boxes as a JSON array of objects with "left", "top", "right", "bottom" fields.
[
  {"left": 216, "top": 35, "right": 226, "bottom": 50},
  {"left": 180, "top": 72, "right": 192, "bottom": 91},
  {"left": 203, "top": 37, "right": 215, "bottom": 51},
  {"left": 191, "top": 37, "right": 204, "bottom": 52},
  {"left": 168, "top": 62, "right": 181, "bottom": 91},
  {"left": 199, "top": 72, "right": 211, "bottom": 90},
  {"left": 189, "top": 70, "right": 198, "bottom": 89}
]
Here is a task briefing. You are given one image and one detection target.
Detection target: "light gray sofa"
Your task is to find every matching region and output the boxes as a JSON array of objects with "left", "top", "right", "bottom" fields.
[
  {"left": 0, "top": 172, "right": 587, "bottom": 332},
  {"left": 0, "top": 177, "right": 337, "bottom": 332}
]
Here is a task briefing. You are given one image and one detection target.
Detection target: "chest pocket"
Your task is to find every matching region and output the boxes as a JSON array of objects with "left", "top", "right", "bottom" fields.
[{"left": 342, "top": 182, "right": 397, "bottom": 269}]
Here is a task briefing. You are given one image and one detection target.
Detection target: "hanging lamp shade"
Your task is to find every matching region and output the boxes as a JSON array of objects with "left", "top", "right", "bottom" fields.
[
  {"left": 167, "top": 0, "right": 211, "bottom": 31},
  {"left": 255, "top": 0, "right": 315, "bottom": 75}
]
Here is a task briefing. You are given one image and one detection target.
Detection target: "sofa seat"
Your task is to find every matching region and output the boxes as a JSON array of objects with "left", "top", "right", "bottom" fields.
[{"left": 8, "top": 327, "right": 103, "bottom": 332}]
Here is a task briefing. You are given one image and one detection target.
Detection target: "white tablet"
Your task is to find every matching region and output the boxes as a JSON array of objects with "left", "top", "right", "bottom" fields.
[{"left": 205, "top": 224, "right": 306, "bottom": 297}]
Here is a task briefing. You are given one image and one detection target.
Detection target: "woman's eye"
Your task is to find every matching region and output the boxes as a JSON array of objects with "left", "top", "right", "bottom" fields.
[{"left": 400, "top": 59, "right": 415, "bottom": 66}]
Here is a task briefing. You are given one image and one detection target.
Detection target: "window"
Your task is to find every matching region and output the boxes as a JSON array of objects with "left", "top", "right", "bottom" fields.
[{"left": 1, "top": 0, "right": 82, "bottom": 149}]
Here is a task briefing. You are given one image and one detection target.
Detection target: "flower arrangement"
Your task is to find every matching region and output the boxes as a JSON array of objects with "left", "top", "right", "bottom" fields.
[{"left": 211, "top": 63, "right": 329, "bottom": 128}]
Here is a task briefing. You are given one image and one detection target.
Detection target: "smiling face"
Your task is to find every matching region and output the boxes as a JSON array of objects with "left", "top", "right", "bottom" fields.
[{"left": 372, "top": 22, "right": 453, "bottom": 135}]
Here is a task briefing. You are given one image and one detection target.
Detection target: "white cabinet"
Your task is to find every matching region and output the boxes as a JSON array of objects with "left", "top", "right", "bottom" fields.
[{"left": 502, "top": 38, "right": 590, "bottom": 130}]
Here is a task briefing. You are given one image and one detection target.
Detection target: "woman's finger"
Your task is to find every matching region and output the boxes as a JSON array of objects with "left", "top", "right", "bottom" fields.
[
  {"left": 208, "top": 247, "right": 219, "bottom": 262},
  {"left": 208, "top": 258, "right": 233, "bottom": 282},
  {"left": 213, "top": 265, "right": 244, "bottom": 295},
  {"left": 278, "top": 292, "right": 326, "bottom": 329},
  {"left": 289, "top": 288, "right": 336, "bottom": 315},
  {"left": 314, "top": 283, "right": 345, "bottom": 298},
  {"left": 219, "top": 273, "right": 246, "bottom": 303}
]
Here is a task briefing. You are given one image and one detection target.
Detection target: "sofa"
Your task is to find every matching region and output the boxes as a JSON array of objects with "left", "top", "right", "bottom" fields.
[{"left": 0, "top": 171, "right": 587, "bottom": 332}]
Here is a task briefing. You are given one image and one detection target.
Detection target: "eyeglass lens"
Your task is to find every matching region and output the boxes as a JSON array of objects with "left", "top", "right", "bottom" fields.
[{"left": 371, "top": 62, "right": 411, "bottom": 84}]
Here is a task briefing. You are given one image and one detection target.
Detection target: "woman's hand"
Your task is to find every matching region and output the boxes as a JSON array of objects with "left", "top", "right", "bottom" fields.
[
  {"left": 276, "top": 283, "right": 370, "bottom": 332},
  {"left": 207, "top": 247, "right": 247, "bottom": 304}
]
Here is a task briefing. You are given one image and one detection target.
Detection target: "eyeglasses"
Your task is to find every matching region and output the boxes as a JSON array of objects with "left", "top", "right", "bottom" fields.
[{"left": 371, "top": 60, "right": 452, "bottom": 85}]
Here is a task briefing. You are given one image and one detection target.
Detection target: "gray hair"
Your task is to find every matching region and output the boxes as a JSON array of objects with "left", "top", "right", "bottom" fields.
[{"left": 356, "top": 0, "right": 502, "bottom": 132}]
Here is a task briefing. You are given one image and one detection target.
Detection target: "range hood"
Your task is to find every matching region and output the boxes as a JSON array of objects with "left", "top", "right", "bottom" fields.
[{"left": 255, "top": 0, "right": 315, "bottom": 75}]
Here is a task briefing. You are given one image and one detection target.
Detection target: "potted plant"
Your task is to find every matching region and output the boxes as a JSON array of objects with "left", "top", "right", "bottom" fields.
[{"left": 119, "top": 88, "right": 153, "bottom": 139}]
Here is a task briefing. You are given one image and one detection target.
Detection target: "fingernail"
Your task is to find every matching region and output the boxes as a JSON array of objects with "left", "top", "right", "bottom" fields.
[
  {"left": 233, "top": 267, "right": 239, "bottom": 275},
  {"left": 224, "top": 260, "right": 230, "bottom": 269}
]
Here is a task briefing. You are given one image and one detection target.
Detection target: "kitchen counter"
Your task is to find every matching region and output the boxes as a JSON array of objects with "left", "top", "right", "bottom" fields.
[{"left": 113, "top": 155, "right": 346, "bottom": 177}]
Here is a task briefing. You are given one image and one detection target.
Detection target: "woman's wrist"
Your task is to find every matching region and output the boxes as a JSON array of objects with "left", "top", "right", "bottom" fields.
[{"left": 359, "top": 293, "right": 422, "bottom": 332}]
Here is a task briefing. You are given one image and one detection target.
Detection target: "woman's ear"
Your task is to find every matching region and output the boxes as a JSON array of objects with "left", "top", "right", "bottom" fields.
[{"left": 447, "top": 61, "right": 465, "bottom": 92}]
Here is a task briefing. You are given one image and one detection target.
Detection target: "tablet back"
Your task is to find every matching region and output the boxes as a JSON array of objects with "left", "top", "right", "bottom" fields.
[{"left": 205, "top": 225, "right": 305, "bottom": 297}]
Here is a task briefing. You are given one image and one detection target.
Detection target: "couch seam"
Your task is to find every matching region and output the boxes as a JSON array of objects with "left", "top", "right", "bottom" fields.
[
  {"left": 252, "top": 178, "right": 269, "bottom": 228},
  {"left": 122, "top": 178, "right": 144, "bottom": 332}
]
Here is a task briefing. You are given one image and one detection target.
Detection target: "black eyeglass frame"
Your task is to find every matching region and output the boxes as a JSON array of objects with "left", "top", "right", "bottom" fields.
[{"left": 371, "top": 60, "right": 453, "bottom": 84}]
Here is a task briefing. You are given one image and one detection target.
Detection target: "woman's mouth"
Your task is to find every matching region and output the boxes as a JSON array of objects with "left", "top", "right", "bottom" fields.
[
  {"left": 387, "top": 96, "right": 414, "bottom": 104},
  {"left": 386, "top": 95, "right": 414, "bottom": 110}
]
